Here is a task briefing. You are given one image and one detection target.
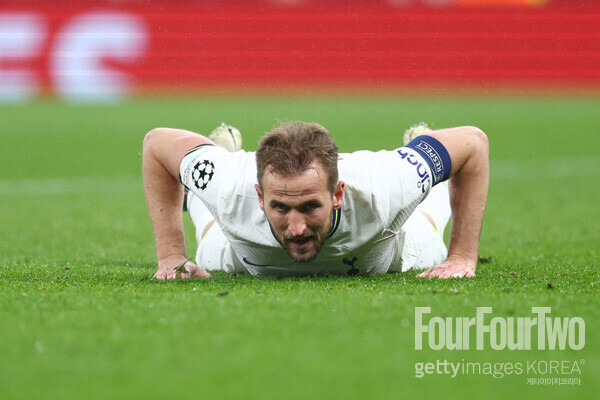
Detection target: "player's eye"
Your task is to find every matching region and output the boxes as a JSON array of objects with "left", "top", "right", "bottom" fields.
[
  {"left": 272, "top": 203, "right": 289, "bottom": 213},
  {"left": 302, "top": 202, "right": 320, "bottom": 213}
]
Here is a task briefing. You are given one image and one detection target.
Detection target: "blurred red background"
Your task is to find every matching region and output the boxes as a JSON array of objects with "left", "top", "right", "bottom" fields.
[{"left": 1, "top": 0, "right": 599, "bottom": 100}]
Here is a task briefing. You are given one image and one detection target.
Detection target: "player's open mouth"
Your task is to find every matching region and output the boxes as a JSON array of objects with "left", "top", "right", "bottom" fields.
[{"left": 287, "top": 237, "right": 314, "bottom": 250}]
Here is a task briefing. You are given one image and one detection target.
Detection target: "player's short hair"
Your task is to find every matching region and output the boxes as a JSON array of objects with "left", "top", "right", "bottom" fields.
[{"left": 256, "top": 121, "right": 339, "bottom": 192}]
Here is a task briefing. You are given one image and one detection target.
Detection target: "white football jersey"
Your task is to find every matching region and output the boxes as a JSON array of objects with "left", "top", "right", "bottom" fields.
[{"left": 180, "top": 145, "right": 434, "bottom": 276}]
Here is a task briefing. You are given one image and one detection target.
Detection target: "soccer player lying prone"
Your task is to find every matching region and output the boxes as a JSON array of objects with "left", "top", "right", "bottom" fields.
[{"left": 142, "top": 121, "right": 489, "bottom": 280}]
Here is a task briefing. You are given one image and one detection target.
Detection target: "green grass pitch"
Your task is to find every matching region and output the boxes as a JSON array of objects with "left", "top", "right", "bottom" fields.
[{"left": 0, "top": 94, "right": 598, "bottom": 399}]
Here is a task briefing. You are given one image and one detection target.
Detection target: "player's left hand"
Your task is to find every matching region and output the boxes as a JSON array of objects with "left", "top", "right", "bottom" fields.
[
  {"left": 416, "top": 256, "right": 476, "bottom": 279},
  {"left": 153, "top": 255, "right": 212, "bottom": 280}
]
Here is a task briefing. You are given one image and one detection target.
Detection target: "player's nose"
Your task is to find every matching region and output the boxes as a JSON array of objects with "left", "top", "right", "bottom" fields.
[{"left": 287, "top": 209, "right": 307, "bottom": 236}]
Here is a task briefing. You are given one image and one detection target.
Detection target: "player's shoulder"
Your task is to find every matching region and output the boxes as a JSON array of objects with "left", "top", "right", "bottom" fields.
[
  {"left": 338, "top": 149, "right": 401, "bottom": 181},
  {"left": 337, "top": 149, "right": 400, "bottom": 207},
  {"left": 337, "top": 147, "right": 431, "bottom": 212},
  {"left": 192, "top": 146, "right": 256, "bottom": 172},
  {"left": 181, "top": 146, "right": 257, "bottom": 195}
]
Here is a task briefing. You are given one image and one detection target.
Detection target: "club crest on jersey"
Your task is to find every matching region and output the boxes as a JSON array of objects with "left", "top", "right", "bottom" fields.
[
  {"left": 397, "top": 149, "right": 431, "bottom": 193},
  {"left": 192, "top": 159, "right": 215, "bottom": 191},
  {"left": 343, "top": 256, "right": 359, "bottom": 275}
]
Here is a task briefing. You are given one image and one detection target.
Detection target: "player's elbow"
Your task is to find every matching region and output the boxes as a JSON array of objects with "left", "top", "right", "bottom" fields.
[
  {"left": 143, "top": 128, "right": 168, "bottom": 155},
  {"left": 464, "top": 126, "right": 489, "bottom": 160}
]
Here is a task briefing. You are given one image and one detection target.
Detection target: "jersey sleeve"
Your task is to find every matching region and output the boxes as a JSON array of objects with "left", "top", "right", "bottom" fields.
[
  {"left": 179, "top": 145, "right": 256, "bottom": 222},
  {"left": 402, "top": 135, "right": 452, "bottom": 186},
  {"left": 338, "top": 145, "right": 443, "bottom": 231}
]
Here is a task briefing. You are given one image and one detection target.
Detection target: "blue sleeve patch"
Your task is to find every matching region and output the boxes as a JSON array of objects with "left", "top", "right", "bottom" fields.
[{"left": 404, "top": 135, "right": 452, "bottom": 185}]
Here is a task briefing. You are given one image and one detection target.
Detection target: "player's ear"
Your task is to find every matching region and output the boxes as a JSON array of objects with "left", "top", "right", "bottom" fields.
[
  {"left": 333, "top": 181, "right": 345, "bottom": 209},
  {"left": 255, "top": 184, "right": 265, "bottom": 211}
]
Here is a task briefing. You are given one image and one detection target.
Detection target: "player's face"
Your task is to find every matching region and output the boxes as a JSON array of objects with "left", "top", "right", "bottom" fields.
[{"left": 255, "top": 162, "right": 344, "bottom": 263}]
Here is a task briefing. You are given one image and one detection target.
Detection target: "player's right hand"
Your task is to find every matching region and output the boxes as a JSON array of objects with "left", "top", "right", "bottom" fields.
[
  {"left": 153, "top": 255, "right": 212, "bottom": 280},
  {"left": 416, "top": 254, "right": 476, "bottom": 279}
]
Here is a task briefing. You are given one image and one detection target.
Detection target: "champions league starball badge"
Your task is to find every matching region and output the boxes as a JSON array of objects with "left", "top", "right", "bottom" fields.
[{"left": 192, "top": 159, "right": 215, "bottom": 191}]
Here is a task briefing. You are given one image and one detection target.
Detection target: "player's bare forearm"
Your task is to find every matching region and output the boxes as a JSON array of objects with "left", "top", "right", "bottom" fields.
[
  {"left": 417, "top": 126, "right": 489, "bottom": 279},
  {"left": 142, "top": 128, "right": 214, "bottom": 280}
]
